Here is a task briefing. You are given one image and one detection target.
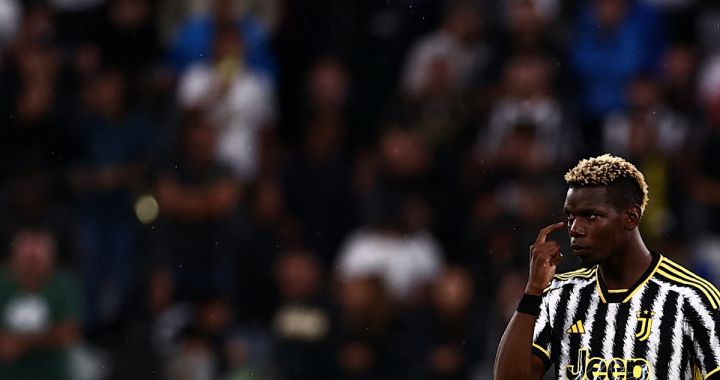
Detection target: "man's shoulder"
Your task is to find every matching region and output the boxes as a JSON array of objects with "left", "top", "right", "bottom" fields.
[
  {"left": 543, "top": 266, "right": 597, "bottom": 295},
  {"left": 654, "top": 256, "right": 720, "bottom": 311}
]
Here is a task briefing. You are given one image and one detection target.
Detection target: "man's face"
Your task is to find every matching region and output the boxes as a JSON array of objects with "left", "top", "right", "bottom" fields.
[
  {"left": 563, "top": 187, "right": 628, "bottom": 267},
  {"left": 11, "top": 231, "right": 55, "bottom": 289}
]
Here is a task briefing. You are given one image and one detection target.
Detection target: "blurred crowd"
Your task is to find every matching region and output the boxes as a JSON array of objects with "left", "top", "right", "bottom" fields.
[{"left": 1, "top": 0, "right": 720, "bottom": 379}]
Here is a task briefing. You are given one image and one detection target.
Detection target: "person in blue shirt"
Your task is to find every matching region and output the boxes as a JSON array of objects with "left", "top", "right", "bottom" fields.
[
  {"left": 168, "top": 0, "right": 276, "bottom": 83},
  {"left": 569, "top": 0, "right": 666, "bottom": 152}
]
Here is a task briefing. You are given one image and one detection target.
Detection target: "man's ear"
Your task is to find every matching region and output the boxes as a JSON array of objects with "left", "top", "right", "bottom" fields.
[{"left": 624, "top": 205, "right": 642, "bottom": 230}]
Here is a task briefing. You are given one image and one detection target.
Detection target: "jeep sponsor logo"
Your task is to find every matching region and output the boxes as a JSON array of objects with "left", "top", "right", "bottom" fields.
[{"left": 566, "top": 348, "right": 651, "bottom": 380}]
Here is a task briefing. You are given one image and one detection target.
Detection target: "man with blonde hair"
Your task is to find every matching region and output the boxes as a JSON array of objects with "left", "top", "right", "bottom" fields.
[{"left": 495, "top": 154, "right": 720, "bottom": 379}]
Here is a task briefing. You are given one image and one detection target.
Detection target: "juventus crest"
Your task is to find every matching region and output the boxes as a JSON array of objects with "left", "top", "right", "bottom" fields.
[{"left": 635, "top": 310, "right": 655, "bottom": 342}]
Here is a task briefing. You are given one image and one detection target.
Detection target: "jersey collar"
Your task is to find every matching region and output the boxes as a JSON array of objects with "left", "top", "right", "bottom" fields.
[{"left": 596, "top": 252, "right": 662, "bottom": 303}]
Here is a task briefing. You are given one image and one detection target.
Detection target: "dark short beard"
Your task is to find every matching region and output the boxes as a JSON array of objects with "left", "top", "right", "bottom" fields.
[{"left": 576, "top": 256, "right": 597, "bottom": 268}]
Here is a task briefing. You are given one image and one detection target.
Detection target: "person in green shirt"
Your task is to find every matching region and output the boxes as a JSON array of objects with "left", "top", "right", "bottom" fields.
[{"left": 0, "top": 228, "right": 81, "bottom": 380}]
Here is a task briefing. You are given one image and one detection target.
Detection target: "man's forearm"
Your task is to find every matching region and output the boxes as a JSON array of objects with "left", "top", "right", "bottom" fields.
[
  {"left": 495, "top": 222, "right": 564, "bottom": 379},
  {"left": 494, "top": 312, "right": 542, "bottom": 380}
]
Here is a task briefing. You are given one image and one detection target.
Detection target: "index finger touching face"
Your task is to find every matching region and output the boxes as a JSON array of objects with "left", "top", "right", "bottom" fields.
[{"left": 535, "top": 222, "right": 566, "bottom": 244}]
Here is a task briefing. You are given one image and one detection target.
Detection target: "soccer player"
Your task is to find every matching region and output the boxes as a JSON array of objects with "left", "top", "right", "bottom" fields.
[{"left": 494, "top": 154, "right": 720, "bottom": 380}]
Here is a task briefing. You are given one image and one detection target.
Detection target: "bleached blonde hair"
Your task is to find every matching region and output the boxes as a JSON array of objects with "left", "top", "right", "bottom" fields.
[{"left": 564, "top": 154, "right": 649, "bottom": 212}]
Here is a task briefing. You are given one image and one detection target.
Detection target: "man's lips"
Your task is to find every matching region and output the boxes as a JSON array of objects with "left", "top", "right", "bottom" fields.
[{"left": 571, "top": 243, "right": 588, "bottom": 253}]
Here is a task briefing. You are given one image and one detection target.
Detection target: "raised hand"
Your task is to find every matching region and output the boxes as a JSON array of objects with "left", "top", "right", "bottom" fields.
[{"left": 526, "top": 222, "right": 565, "bottom": 295}]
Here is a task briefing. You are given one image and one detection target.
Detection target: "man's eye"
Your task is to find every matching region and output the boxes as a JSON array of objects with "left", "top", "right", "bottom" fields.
[{"left": 588, "top": 215, "right": 597, "bottom": 220}]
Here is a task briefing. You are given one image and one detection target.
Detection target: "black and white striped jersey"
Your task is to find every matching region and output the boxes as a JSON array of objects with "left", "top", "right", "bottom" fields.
[{"left": 532, "top": 252, "right": 720, "bottom": 380}]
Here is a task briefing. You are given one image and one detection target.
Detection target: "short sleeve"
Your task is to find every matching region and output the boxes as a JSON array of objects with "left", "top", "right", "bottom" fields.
[{"left": 532, "top": 293, "right": 553, "bottom": 369}]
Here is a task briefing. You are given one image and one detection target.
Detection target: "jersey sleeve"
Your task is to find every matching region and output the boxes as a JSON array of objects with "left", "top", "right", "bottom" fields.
[
  {"left": 532, "top": 292, "right": 554, "bottom": 369},
  {"left": 686, "top": 292, "right": 720, "bottom": 379}
]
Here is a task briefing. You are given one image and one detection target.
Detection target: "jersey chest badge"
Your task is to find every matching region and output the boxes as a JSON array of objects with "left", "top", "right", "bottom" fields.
[{"left": 635, "top": 310, "right": 655, "bottom": 342}]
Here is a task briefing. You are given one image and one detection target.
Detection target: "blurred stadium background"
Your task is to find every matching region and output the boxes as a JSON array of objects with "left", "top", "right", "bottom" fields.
[{"left": 0, "top": 0, "right": 719, "bottom": 379}]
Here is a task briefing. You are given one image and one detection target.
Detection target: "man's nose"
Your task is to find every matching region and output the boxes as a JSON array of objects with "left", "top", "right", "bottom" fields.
[{"left": 568, "top": 220, "right": 584, "bottom": 237}]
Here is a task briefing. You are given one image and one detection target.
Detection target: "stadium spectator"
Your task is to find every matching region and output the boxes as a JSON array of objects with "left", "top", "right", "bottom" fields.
[
  {"left": 177, "top": 22, "right": 275, "bottom": 181},
  {"left": 281, "top": 110, "right": 353, "bottom": 267},
  {"left": 475, "top": 54, "right": 573, "bottom": 167},
  {"left": 409, "top": 265, "right": 486, "bottom": 380},
  {"left": 0, "top": 228, "right": 81, "bottom": 380},
  {"left": 331, "top": 275, "right": 411, "bottom": 380},
  {"left": 336, "top": 189, "right": 444, "bottom": 304},
  {"left": 0, "top": 165, "right": 79, "bottom": 266},
  {"left": 68, "top": 66, "right": 153, "bottom": 330},
  {"left": 98, "top": 0, "right": 162, "bottom": 74},
  {"left": 400, "top": 1, "right": 486, "bottom": 98},
  {"left": 167, "top": 0, "right": 276, "bottom": 81},
  {"left": 151, "top": 111, "right": 243, "bottom": 303},
  {"left": 271, "top": 249, "right": 333, "bottom": 380},
  {"left": 0, "top": 4, "right": 75, "bottom": 179},
  {"left": 569, "top": 0, "right": 667, "bottom": 151}
]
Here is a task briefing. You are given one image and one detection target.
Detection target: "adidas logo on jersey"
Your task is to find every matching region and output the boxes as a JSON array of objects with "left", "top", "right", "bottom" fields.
[{"left": 566, "top": 320, "right": 586, "bottom": 334}]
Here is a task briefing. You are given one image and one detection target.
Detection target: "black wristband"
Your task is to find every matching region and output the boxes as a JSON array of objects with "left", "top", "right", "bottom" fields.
[{"left": 517, "top": 293, "right": 542, "bottom": 316}]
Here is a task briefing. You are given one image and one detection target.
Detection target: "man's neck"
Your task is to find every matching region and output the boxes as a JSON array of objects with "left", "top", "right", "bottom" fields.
[{"left": 599, "top": 234, "right": 653, "bottom": 290}]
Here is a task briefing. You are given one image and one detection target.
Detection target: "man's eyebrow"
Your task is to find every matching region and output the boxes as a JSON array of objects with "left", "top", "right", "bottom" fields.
[{"left": 563, "top": 207, "right": 599, "bottom": 214}]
